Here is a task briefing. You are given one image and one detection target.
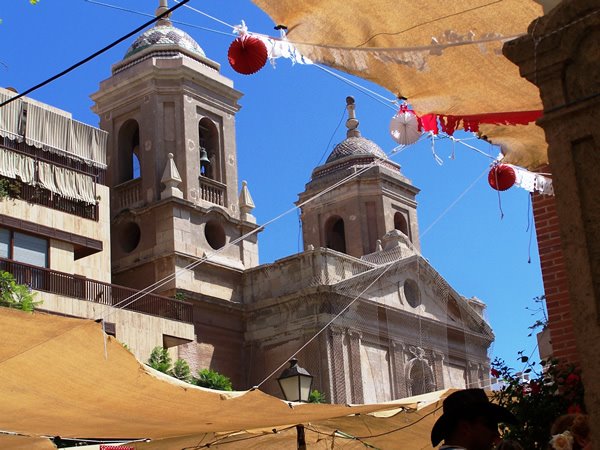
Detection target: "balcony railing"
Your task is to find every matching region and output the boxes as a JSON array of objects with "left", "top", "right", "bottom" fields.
[
  {"left": 199, "top": 176, "right": 226, "bottom": 206},
  {"left": 112, "top": 178, "right": 142, "bottom": 211},
  {"left": 0, "top": 258, "right": 193, "bottom": 323},
  {"left": 1, "top": 176, "right": 99, "bottom": 221}
]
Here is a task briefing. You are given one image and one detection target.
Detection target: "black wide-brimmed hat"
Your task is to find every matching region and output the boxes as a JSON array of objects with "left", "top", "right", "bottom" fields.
[{"left": 431, "top": 389, "right": 517, "bottom": 446}]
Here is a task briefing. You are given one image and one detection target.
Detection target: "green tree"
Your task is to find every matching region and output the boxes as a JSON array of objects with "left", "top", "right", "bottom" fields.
[
  {"left": 0, "top": 270, "right": 40, "bottom": 312},
  {"left": 170, "top": 359, "right": 191, "bottom": 382},
  {"left": 147, "top": 346, "right": 172, "bottom": 374},
  {"left": 192, "top": 368, "right": 233, "bottom": 391},
  {"left": 308, "top": 389, "right": 326, "bottom": 404}
]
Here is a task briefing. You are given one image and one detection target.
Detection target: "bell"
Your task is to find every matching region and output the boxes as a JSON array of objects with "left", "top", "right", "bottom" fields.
[{"left": 199, "top": 148, "right": 210, "bottom": 166}]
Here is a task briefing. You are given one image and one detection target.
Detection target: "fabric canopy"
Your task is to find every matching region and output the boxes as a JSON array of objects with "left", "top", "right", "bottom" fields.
[
  {"left": 0, "top": 308, "right": 428, "bottom": 443},
  {"left": 252, "top": 0, "right": 547, "bottom": 169},
  {"left": 126, "top": 390, "right": 452, "bottom": 449}
]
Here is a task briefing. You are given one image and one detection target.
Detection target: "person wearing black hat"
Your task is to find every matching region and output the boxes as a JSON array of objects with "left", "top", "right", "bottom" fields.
[{"left": 431, "top": 388, "right": 517, "bottom": 450}]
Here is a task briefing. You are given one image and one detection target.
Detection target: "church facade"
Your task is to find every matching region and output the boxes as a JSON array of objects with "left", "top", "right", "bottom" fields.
[{"left": 0, "top": 3, "right": 492, "bottom": 403}]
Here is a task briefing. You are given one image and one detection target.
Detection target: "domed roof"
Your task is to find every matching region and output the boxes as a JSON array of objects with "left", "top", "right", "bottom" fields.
[
  {"left": 326, "top": 136, "right": 387, "bottom": 163},
  {"left": 124, "top": 24, "right": 205, "bottom": 60}
]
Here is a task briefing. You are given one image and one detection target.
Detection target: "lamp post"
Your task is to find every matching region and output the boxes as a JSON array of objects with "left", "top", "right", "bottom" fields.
[{"left": 277, "top": 358, "right": 313, "bottom": 450}]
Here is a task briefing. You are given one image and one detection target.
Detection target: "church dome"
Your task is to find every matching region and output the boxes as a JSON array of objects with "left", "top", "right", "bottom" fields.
[
  {"left": 326, "top": 136, "right": 387, "bottom": 163},
  {"left": 123, "top": 24, "right": 205, "bottom": 60}
]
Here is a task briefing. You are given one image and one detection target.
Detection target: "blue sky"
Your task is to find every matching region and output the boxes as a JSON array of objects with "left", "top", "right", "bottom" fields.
[{"left": 0, "top": 1, "right": 544, "bottom": 370}]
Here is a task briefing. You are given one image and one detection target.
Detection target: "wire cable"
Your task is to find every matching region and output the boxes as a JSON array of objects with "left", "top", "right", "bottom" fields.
[
  {"left": 0, "top": 0, "right": 191, "bottom": 109},
  {"left": 84, "top": 0, "right": 234, "bottom": 37},
  {"left": 174, "top": 0, "right": 235, "bottom": 29}
]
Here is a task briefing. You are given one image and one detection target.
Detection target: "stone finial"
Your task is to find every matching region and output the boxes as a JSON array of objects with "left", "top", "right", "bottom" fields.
[
  {"left": 381, "top": 229, "right": 414, "bottom": 253},
  {"left": 160, "top": 153, "right": 183, "bottom": 199},
  {"left": 345, "top": 96, "right": 361, "bottom": 138},
  {"left": 375, "top": 239, "right": 383, "bottom": 252},
  {"left": 239, "top": 180, "right": 256, "bottom": 223},
  {"left": 155, "top": 0, "right": 172, "bottom": 26}
]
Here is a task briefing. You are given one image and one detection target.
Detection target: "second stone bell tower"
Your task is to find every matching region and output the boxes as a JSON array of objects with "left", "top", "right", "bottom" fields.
[{"left": 92, "top": 1, "right": 259, "bottom": 303}]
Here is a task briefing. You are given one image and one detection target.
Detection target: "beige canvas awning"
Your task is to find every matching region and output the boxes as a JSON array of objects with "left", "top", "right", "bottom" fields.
[
  {"left": 0, "top": 308, "right": 443, "bottom": 444},
  {"left": 252, "top": 0, "right": 547, "bottom": 169}
]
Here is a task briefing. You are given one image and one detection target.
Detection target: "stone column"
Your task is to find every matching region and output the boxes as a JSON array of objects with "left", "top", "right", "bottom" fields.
[
  {"left": 432, "top": 352, "right": 445, "bottom": 390},
  {"left": 347, "top": 329, "right": 364, "bottom": 403},
  {"left": 390, "top": 341, "right": 408, "bottom": 399},
  {"left": 328, "top": 326, "right": 347, "bottom": 404},
  {"left": 467, "top": 361, "right": 480, "bottom": 389},
  {"left": 503, "top": 0, "right": 600, "bottom": 437}
]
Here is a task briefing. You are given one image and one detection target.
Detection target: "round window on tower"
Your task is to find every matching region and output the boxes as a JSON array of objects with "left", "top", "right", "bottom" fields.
[
  {"left": 205, "top": 220, "right": 226, "bottom": 249},
  {"left": 403, "top": 279, "right": 421, "bottom": 308},
  {"left": 118, "top": 221, "right": 141, "bottom": 253}
]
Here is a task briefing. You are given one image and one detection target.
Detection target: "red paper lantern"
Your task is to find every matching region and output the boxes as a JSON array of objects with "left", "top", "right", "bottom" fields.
[
  {"left": 227, "top": 35, "right": 268, "bottom": 75},
  {"left": 488, "top": 164, "right": 516, "bottom": 191}
]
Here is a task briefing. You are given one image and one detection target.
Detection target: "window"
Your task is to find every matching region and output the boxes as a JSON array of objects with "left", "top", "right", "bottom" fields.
[
  {"left": 117, "top": 119, "right": 140, "bottom": 183},
  {"left": 394, "top": 212, "right": 409, "bottom": 238},
  {"left": 0, "top": 227, "right": 48, "bottom": 268},
  {"left": 324, "top": 215, "right": 346, "bottom": 253},
  {"left": 198, "top": 118, "right": 220, "bottom": 180}
]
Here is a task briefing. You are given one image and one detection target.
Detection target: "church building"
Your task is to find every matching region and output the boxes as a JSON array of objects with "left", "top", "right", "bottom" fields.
[{"left": 0, "top": 2, "right": 493, "bottom": 403}]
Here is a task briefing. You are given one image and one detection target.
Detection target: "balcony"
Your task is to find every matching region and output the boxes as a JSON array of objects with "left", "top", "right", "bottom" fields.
[
  {"left": 199, "top": 176, "right": 226, "bottom": 207},
  {"left": 0, "top": 258, "right": 193, "bottom": 323},
  {"left": 112, "top": 178, "right": 143, "bottom": 212},
  {"left": 1, "top": 176, "right": 99, "bottom": 221}
]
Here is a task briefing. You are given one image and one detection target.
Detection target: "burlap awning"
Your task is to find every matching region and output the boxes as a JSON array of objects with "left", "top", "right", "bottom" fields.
[
  {"left": 252, "top": 0, "right": 547, "bottom": 169},
  {"left": 0, "top": 308, "right": 444, "bottom": 444}
]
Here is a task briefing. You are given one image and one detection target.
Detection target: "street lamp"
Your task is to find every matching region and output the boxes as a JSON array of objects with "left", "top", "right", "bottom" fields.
[
  {"left": 277, "top": 358, "right": 313, "bottom": 403},
  {"left": 277, "top": 358, "right": 313, "bottom": 450}
]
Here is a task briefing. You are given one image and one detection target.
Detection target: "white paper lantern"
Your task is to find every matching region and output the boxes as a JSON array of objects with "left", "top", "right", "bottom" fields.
[{"left": 389, "top": 111, "right": 421, "bottom": 146}]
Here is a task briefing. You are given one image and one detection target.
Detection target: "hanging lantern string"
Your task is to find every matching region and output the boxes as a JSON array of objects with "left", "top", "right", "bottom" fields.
[
  {"left": 527, "top": 192, "right": 534, "bottom": 264},
  {"left": 312, "top": 63, "right": 398, "bottom": 111},
  {"left": 449, "top": 135, "right": 496, "bottom": 160},
  {"left": 492, "top": 163, "right": 505, "bottom": 220}
]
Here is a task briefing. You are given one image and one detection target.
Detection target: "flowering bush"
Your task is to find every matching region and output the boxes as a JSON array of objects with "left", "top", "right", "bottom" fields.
[{"left": 491, "top": 355, "right": 585, "bottom": 449}]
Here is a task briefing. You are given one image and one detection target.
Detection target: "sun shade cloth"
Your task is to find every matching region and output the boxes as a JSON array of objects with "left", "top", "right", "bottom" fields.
[
  {"left": 0, "top": 87, "right": 107, "bottom": 168},
  {"left": 117, "top": 390, "right": 454, "bottom": 449},
  {"left": 252, "top": 0, "right": 546, "bottom": 168},
  {"left": 0, "top": 308, "right": 414, "bottom": 441}
]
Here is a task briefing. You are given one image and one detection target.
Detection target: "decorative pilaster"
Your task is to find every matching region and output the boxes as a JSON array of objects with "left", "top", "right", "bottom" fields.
[
  {"left": 390, "top": 341, "right": 407, "bottom": 399},
  {"left": 328, "top": 326, "right": 347, "bottom": 404},
  {"left": 347, "top": 329, "right": 364, "bottom": 403},
  {"left": 432, "top": 352, "right": 445, "bottom": 390}
]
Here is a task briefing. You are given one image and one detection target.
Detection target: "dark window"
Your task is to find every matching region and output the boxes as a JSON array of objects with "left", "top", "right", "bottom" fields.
[
  {"left": 325, "top": 216, "right": 346, "bottom": 253},
  {"left": 205, "top": 220, "right": 226, "bottom": 249},
  {"left": 117, "top": 120, "right": 140, "bottom": 183},
  {"left": 394, "top": 212, "right": 409, "bottom": 238},
  {"left": 198, "top": 118, "right": 220, "bottom": 181}
]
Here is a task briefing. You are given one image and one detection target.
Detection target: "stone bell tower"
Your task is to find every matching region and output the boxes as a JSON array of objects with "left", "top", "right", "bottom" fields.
[
  {"left": 91, "top": 1, "right": 259, "bottom": 301},
  {"left": 297, "top": 97, "right": 421, "bottom": 258}
]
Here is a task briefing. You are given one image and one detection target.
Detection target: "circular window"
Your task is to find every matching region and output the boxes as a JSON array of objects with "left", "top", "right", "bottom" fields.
[
  {"left": 403, "top": 279, "right": 421, "bottom": 308},
  {"left": 119, "top": 222, "right": 141, "bottom": 253},
  {"left": 205, "top": 220, "right": 226, "bottom": 249}
]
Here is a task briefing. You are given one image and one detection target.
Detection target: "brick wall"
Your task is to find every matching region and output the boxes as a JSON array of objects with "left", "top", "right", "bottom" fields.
[{"left": 532, "top": 189, "right": 579, "bottom": 364}]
